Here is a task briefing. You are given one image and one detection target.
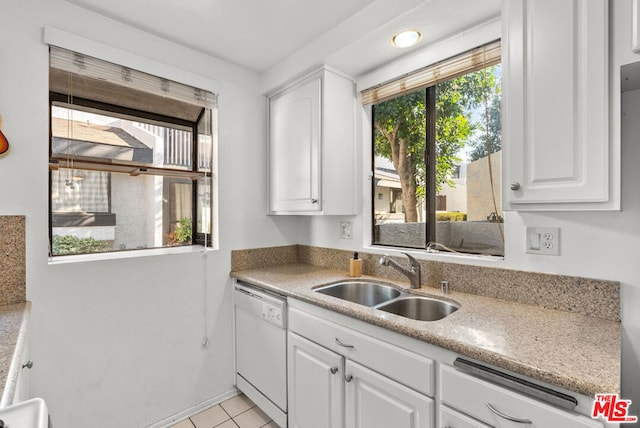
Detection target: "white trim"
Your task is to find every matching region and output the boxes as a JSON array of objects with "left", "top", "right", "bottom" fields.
[
  {"left": 48, "top": 245, "right": 216, "bottom": 265},
  {"left": 634, "top": 0, "right": 640, "bottom": 52},
  {"left": 360, "top": 40, "right": 501, "bottom": 105},
  {"left": 357, "top": 18, "right": 501, "bottom": 93},
  {"left": 43, "top": 26, "right": 220, "bottom": 94},
  {"left": 144, "top": 388, "right": 240, "bottom": 428}
]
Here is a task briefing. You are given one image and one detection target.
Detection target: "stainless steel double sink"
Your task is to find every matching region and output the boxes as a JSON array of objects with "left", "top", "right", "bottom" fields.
[{"left": 314, "top": 280, "right": 458, "bottom": 321}]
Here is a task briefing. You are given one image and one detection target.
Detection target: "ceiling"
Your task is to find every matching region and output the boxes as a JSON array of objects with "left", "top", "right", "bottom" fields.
[{"left": 64, "top": 0, "right": 500, "bottom": 77}]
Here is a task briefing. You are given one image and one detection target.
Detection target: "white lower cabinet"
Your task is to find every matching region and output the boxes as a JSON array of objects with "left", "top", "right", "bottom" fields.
[
  {"left": 440, "top": 365, "right": 603, "bottom": 428},
  {"left": 286, "top": 298, "right": 604, "bottom": 428},
  {"left": 439, "top": 405, "right": 491, "bottom": 428},
  {"left": 288, "top": 331, "right": 433, "bottom": 428},
  {"left": 287, "top": 300, "right": 435, "bottom": 428},
  {"left": 345, "top": 359, "right": 432, "bottom": 428},
  {"left": 288, "top": 332, "right": 343, "bottom": 428}
]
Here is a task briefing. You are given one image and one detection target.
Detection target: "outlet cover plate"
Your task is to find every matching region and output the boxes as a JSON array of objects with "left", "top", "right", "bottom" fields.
[
  {"left": 340, "top": 221, "right": 353, "bottom": 239},
  {"left": 526, "top": 227, "right": 560, "bottom": 256}
]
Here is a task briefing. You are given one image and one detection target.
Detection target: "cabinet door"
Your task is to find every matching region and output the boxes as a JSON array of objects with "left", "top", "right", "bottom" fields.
[
  {"left": 503, "top": 0, "right": 610, "bottom": 208},
  {"left": 345, "top": 360, "right": 433, "bottom": 428},
  {"left": 439, "top": 405, "right": 491, "bottom": 428},
  {"left": 288, "top": 332, "right": 344, "bottom": 428},
  {"left": 269, "top": 77, "right": 321, "bottom": 213}
]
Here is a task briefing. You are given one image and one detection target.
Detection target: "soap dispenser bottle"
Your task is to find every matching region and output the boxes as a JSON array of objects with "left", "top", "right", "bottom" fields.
[{"left": 349, "top": 252, "right": 362, "bottom": 277}]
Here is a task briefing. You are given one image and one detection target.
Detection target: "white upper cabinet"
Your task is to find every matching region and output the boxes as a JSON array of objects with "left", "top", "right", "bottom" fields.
[
  {"left": 268, "top": 67, "right": 356, "bottom": 215},
  {"left": 502, "top": 0, "right": 613, "bottom": 210}
]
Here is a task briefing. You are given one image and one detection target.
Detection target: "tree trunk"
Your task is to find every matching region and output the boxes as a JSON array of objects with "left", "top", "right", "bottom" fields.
[
  {"left": 375, "top": 123, "right": 419, "bottom": 223},
  {"left": 391, "top": 138, "right": 419, "bottom": 223}
]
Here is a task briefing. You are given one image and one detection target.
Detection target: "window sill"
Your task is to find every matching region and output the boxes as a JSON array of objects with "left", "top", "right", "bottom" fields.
[
  {"left": 48, "top": 245, "right": 215, "bottom": 265},
  {"left": 364, "top": 244, "right": 504, "bottom": 264}
]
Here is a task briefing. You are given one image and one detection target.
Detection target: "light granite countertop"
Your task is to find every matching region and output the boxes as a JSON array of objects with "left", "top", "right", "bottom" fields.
[
  {"left": 231, "top": 263, "right": 620, "bottom": 398},
  {"left": 0, "top": 301, "right": 30, "bottom": 408}
]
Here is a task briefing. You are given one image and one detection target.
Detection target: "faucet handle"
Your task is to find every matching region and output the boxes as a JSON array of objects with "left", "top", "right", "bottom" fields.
[{"left": 402, "top": 252, "right": 420, "bottom": 268}]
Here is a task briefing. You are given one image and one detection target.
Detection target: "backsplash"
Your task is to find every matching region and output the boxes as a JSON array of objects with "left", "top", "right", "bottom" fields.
[
  {"left": 0, "top": 216, "right": 26, "bottom": 305},
  {"left": 231, "top": 245, "right": 620, "bottom": 322}
]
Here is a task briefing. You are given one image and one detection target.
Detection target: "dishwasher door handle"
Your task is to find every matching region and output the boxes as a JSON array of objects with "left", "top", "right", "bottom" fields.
[{"left": 236, "top": 287, "right": 264, "bottom": 300}]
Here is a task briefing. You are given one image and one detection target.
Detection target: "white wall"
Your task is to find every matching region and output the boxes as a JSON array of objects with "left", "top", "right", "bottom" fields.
[
  {"left": 0, "top": 1, "right": 301, "bottom": 427},
  {"left": 300, "top": 0, "right": 640, "bottom": 416},
  {"left": 2, "top": 0, "right": 638, "bottom": 425},
  {"left": 110, "top": 173, "right": 155, "bottom": 249}
]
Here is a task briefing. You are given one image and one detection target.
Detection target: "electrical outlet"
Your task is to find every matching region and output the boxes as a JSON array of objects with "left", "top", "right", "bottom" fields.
[
  {"left": 526, "top": 227, "right": 560, "bottom": 255},
  {"left": 340, "top": 221, "right": 353, "bottom": 239}
]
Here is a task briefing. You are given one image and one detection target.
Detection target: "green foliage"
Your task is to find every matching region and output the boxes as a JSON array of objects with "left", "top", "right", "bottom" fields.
[
  {"left": 174, "top": 217, "right": 192, "bottom": 243},
  {"left": 52, "top": 235, "right": 111, "bottom": 255},
  {"left": 373, "top": 91, "right": 428, "bottom": 222},
  {"left": 374, "top": 90, "right": 426, "bottom": 197},
  {"left": 373, "top": 64, "right": 502, "bottom": 212},
  {"left": 166, "top": 217, "right": 192, "bottom": 245},
  {"left": 467, "top": 65, "right": 502, "bottom": 161},
  {"left": 436, "top": 212, "right": 467, "bottom": 222}
]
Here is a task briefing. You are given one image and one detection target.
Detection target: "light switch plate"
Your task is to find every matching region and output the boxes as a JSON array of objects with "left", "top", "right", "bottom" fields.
[{"left": 526, "top": 227, "right": 560, "bottom": 255}]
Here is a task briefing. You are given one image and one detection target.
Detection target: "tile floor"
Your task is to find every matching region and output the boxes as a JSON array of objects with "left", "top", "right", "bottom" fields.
[{"left": 169, "top": 394, "right": 279, "bottom": 428}]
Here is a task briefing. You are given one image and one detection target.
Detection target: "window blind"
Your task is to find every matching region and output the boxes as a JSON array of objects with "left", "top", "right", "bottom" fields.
[
  {"left": 49, "top": 46, "right": 216, "bottom": 122},
  {"left": 361, "top": 40, "right": 501, "bottom": 105}
]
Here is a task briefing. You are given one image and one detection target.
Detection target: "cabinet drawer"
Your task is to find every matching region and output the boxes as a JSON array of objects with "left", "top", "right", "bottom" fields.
[
  {"left": 440, "top": 365, "right": 602, "bottom": 428},
  {"left": 289, "top": 306, "right": 434, "bottom": 396},
  {"left": 439, "top": 405, "right": 491, "bottom": 428}
]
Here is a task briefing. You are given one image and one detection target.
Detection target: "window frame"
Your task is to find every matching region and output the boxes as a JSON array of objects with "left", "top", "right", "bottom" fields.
[
  {"left": 369, "top": 65, "right": 503, "bottom": 256},
  {"left": 48, "top": 92, "right": 213, "bottom": 257},
  {"left": 369, "top": 86, "right": 436, "bottom": 250}
]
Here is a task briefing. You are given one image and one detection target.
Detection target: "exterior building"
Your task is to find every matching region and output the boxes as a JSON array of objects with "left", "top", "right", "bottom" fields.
[
  {"left": 374, "top": 152, "right": 503, "bottom": 222},
  {"left": 51, "top": 116, "right": 195, "bottom": 252}
]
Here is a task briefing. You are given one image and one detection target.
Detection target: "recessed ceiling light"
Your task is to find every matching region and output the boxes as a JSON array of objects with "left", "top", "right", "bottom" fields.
[{"left": 392, "top": 30, "right": 422, "bottom": 48}]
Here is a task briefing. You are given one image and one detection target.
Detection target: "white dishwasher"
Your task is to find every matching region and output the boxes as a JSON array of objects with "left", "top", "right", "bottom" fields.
[{"left": 234, "top": 281, "right": 287, "bottom": 427}]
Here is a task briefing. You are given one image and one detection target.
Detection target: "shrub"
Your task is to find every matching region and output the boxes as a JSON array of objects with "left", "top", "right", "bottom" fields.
[
  {"left": 166, "top": 217, "right": 193, "bottom": 246},
  {"left": 52, "top": 235, "right": 112, "bottom": 255}
]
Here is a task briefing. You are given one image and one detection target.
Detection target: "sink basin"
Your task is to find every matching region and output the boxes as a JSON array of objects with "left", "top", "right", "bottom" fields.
[
  {"left": 377, "top": 296, "right": 459, "bottom": 321},
  {"left": 314, "top": 281, "right": 402, "bottom": 307},
  {"left": 314, "top": 281, "right": 459, "bottom": 321}
]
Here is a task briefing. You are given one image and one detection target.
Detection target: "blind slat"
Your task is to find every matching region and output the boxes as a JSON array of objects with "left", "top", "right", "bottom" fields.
[
  {"left": 361, "top": 40, "right": 501, "bottom": 105},
  {"left": 50, "top": 46, "right": 216, "bottom": 109}
]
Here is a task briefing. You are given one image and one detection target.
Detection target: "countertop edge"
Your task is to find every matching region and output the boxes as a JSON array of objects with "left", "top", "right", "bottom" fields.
[{"left": 0, "top": 301, "right": 31, "bottom": 408}]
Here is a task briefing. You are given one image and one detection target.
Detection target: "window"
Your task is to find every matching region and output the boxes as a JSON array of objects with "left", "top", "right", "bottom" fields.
[
  {"left": 367, "top": 41, "right": 503, "bottom": 256},
  {"left": 48, "top": 47, "right": 217, "bottom": 256}
]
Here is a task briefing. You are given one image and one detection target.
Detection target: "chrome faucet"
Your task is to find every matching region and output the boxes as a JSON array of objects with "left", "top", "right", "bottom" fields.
[{"left": 379, "top": 253, "right": 422, "bottom": 289}]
